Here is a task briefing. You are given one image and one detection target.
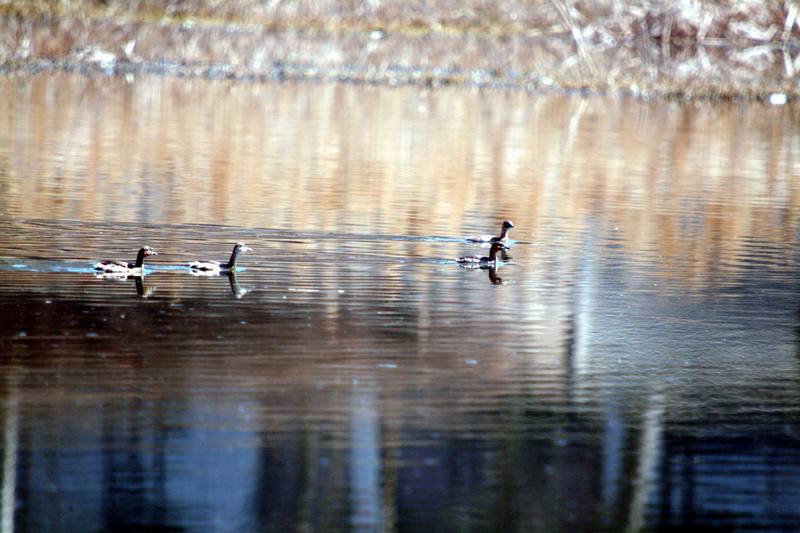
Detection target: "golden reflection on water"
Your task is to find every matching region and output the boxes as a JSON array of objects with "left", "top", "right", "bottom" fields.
[{"left": 1, "top": 73, "right": 798, "bottom": 291}]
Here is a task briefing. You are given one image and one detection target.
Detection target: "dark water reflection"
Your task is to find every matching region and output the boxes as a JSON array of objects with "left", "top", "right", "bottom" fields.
[{"left": 1, "top": 73, "right": 799, "bottom": 531}]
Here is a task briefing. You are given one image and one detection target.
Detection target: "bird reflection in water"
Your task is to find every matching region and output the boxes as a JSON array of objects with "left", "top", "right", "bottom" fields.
[
  {"left": 488, "top": 267, "right": 506, "bottom": 285},
  {"left": 135, "top": 276, "right": 157, "bottom": 298},
  {"left": 226, "top": 271, "right": 252, "bottom": 299},
  {"left": 93, "top": 271, "right": 157, "bottom": 298},
  {"left": 190, "top": 268, "right": 252, "bottom": 298}
]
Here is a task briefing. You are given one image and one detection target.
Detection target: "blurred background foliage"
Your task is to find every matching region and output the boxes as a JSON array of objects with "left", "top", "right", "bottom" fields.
[{"left": 1, "top": 0, "right": 799, "bottom": 97}]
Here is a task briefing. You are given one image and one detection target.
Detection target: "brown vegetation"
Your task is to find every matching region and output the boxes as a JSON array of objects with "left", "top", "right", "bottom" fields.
[{"left": 1, "top": 1, "right": 799, "bottom": 97}]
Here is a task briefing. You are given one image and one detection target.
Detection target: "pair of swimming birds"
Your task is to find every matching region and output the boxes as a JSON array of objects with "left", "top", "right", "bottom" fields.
[
  {"left": 93, "top": 242, "right": 251, "bottom": 275},
  {"left": 93, "top": 220, "right": 515, "bottom": 275}
]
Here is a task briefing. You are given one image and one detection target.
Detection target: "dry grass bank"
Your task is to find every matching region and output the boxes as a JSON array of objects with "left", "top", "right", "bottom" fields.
[{"left": 1, "top": 0, "right": 799, "bottom": 98}]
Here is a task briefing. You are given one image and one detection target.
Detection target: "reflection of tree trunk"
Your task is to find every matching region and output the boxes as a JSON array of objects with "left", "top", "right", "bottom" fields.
[
  {"left": 796, "top": 305, "right": 800, "bottom": 359},
  {"left": 1, "top": 377, "right": 18, "bottom": 533},
  {"left": 601, "top": 405, "right": 624, "bottom": 524},
  {"left": 101, "top": 398, "right": 152, "bottom": 529},
  {"left": 349, "top": 384, "right": 382, "bottom": 531},
  {"left": 626, "top": 394, "right": 665, "bottom": 533},
  {"left": 570, "top": 221, "right": 596, "bottom": 384},
  {"left": 152, "top": 395, "right": 169, "bottom": 527}
]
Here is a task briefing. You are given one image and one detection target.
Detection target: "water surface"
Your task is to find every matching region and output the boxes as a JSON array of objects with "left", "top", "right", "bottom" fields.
[{"left": 1, "top": 73, "right": 799, "bottom": 531}]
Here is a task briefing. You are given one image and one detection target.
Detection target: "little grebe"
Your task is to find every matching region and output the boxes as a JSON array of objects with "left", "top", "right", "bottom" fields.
[
  {"left": 466, "top": 220, "right": 514, "bottom": 243},
  {"left": 94, "top": 246, "right": 158, "bottom": 274},
  {"left": 189, "top": 242, "right": 252, "bottom": 273},
  {"left": 457, "top": 242, "right": 510, "bottom": 266}
]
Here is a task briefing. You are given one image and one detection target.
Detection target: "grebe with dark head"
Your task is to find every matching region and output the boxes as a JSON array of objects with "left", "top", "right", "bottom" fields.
[
  {"left": 457, "top": 242, "right": 510, "bottom": 267},
  {"left": 466, "top": 220, "right": 515, "bottom": 243},
  {"left": 189, "top": 242, "right": 252, "bottom": 273},
  {"left": 94, "top": 246, "right": 158, "bottom": 274}
]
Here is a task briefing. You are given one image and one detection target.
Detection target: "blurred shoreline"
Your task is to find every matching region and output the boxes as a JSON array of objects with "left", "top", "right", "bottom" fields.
[{"left": 1, "top": 1, "right": 799, "bottom": 99}]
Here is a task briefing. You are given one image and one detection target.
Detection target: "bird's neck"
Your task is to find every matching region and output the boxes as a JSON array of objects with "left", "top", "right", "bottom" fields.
[
  {"left": 134, "top": 249, "right": 146, "bottom": 268},
  {"left": 226, "top": 247, "right": 241, "bottom": 269}
]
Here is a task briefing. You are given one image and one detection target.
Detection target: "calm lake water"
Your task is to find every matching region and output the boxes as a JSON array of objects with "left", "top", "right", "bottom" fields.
[{"left": 1, "top": 73, "right": 799, "bottom": 531}]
